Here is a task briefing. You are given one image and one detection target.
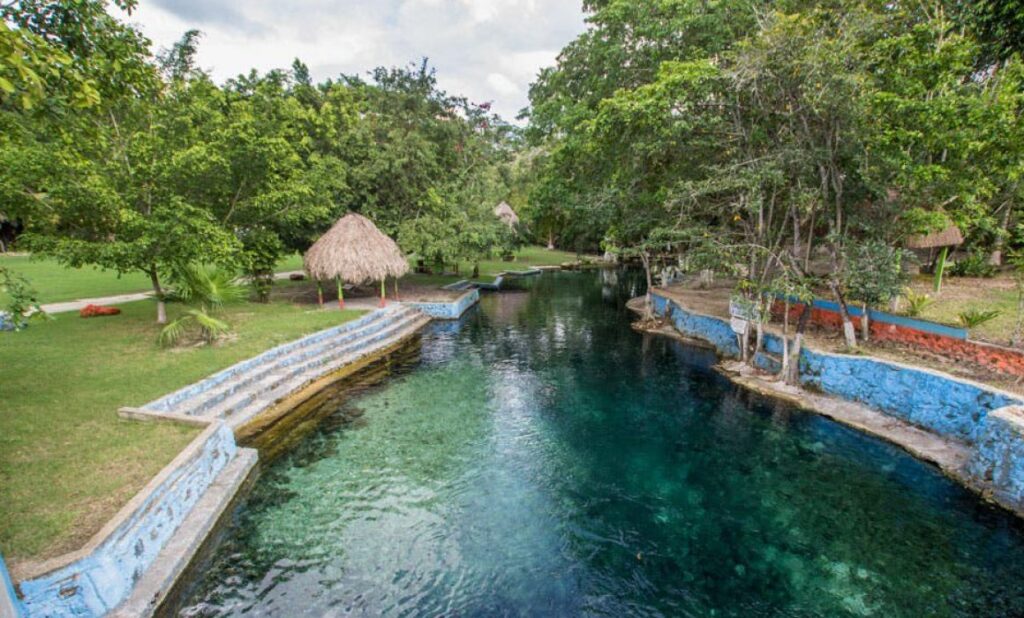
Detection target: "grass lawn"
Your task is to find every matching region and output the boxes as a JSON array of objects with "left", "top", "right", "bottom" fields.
[
  {"left": 0, "top": 253, "right": 309, "bottom": 305},
  {"left": 0, "top": 247, "right": 580, "bottom": 306},
  {"left": 0, "top": 298, "right": 363, "bottom": 564},
  {"left": 422, "top": 245, "right": 586, "bottom": 281},
  {"left": 910, "top": 275, "right": 1019, "bottom": 344}
]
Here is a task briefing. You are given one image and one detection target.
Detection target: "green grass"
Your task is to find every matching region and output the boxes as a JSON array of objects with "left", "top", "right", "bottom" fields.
[
  {"left": 0, "top": 299, "right": 363, "bottom": 563},
  {"left": 916, "top": 283, "right": 1018, "bottom": 344},
  {"left": 0, "top": 253, "right": 308, "bottom": 305},
  {"left": 1, "top": 247, "right": 580, "bottom": 306},
  {"left": 419, "top": 245, "right": 585, "bottom": 281}
]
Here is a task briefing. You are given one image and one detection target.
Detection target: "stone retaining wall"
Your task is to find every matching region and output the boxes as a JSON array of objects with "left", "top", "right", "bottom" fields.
[
  {"left": 409, "top": 289, "right": 479, "bottom": 320},
  {"left": 653, "top": 291, "right": 1024, "bottom": 516},
  {"left": 7, "top": 423, "right": 239, "bottom": 617},
  {"left": 773, "top": 299, "right": 1024, "bottom": 378}
]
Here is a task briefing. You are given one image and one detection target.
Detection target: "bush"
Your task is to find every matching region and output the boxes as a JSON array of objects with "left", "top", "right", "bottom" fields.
[
  {"left": 950, "top": 252, "right": 996, "bottom": 278},
  {"left": 958, "top": 308, "right": 1002, "bottom": 329},
  {"left": 901, "top": 287, "right": 932, "bottom": 317}
]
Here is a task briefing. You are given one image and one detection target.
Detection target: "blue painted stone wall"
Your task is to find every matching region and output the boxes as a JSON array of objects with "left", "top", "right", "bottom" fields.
[
  {"left": 799, "top": 349, "right": 1019, "bottom": 443},
  {"left": 653, "top": 294, "right": 740, "bottom": 357},
  {"left": 14, "top": 424, "right": 236, "bottom": 617},
  {"left": 410, "top": 289, "right": 479, "bottom": 320},
  {"left": 967, "top": 408, "right": 1024, "bottom": 511},
  {"left": 651, "top": 292, "right": 1022, "bottom": 444},
  {"left": 145, "top": 311, "right": 385, "bottom": 412}
]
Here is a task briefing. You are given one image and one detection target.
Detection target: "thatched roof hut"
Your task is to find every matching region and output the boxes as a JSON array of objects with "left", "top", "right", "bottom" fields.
[
  {"left": 493, "top": 201, "right": 520, "bottom": 228},
  {"left": 906, "top": 225, "right": 964, "bottom": 249},
  {"left": 304, "top": 213, "right": 409, "bottom": 284}
]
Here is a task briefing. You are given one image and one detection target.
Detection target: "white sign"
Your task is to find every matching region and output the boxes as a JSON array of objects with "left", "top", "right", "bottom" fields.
[{"left": 730, "top": 316, "right": 749, "bottom": 335}]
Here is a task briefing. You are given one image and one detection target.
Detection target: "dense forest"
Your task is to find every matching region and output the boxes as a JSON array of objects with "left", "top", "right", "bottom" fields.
[
  {"left": 522, "top": 0, "right": 1024, "bottom": 358},
  {"left": 0, "top": 0, "right": 521, "bottom": 322},
  {"left": 3, "top": 0, "right": 1024, "bottom": 352}
]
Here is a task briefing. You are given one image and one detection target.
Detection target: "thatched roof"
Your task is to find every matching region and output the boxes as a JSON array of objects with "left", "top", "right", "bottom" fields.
[
  {"left": 493, "top": 201, "right": 519, "bottom": 228},
  {"left": 304, "top": 213, "right": 409, "bottom": 283},
  {"left": 906, "top": 225, "right": 964, "bottom": 249}
]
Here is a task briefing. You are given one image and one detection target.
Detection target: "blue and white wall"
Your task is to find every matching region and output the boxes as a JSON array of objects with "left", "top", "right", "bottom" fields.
[{"left": 409, "top": 289, "right": 479, "bottom": 320}]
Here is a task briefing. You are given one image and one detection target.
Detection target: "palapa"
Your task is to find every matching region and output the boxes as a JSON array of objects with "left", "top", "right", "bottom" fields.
[
  {"left": 304, "top": 213, "right": 409, "bottom": 307},
  {"left": 905, "top": 225, "right": 964, "bottom": 249}
]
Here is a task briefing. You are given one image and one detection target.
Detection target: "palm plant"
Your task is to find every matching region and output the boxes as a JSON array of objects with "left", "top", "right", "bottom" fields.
[
  {"left": 167, "top": 265, "right": 246, "bottom": 307},
  {"left": 158, "top": 308, "right": 231, "bottom": 347},
  {"left": 901, "top": 287, "right": 933, "bottom": 317},
  {"left": 159, "top": 265, "right": 243, "bottom": 347},
  {"left": 958, "top": 308, "right": 1002, "bottom": 329}
]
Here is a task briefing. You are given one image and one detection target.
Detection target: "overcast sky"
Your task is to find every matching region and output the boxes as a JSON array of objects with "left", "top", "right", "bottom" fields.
[{"left": 116, "top": 0, "right": 587, "bottom": 122}]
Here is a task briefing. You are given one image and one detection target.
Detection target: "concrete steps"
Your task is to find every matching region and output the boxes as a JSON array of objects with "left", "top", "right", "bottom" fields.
[{"left": 150, "top": 305, "right": 430, "bottom": 427}]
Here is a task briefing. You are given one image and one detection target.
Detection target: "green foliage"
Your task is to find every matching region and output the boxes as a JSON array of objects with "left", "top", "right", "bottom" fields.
[
  {"left": 842, "top": 241, "right": 909, "bottom": 307},
  {"left": 950, "top": 252, "right": 998, "bottom": 278},
  {"left": 958, "top": 308, "right": 1003, "bottom": 329},
  {"left": 901, "top": 288, "right": 933, "bottom": 317},
  {"left": 166, "top": 265, "right": 245, "bottom": 307},
  {"left": 158, "top": 307, "right": 231, "bottom": 347},
  {"left": 0, "top": 265, "right": 45, "bottom": 330}
]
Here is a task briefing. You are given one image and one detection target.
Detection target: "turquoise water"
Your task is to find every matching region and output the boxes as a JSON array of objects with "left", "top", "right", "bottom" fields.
[{"left": 179, "top": 272, "right": 1024, "bottom": 617}]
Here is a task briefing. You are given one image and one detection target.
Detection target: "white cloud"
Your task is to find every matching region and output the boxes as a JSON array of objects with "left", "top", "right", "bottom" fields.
[
  {"left": 486, "top": 72, "right": 519, "bottom": 96},
  {"left": 118, "top": 0, "right": 585, "bottom": 122}
]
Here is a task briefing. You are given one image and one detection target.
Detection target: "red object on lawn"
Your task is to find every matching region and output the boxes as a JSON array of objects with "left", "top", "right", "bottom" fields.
[{"left": 80, "top": 304, "right": 121, "bottom": 318}]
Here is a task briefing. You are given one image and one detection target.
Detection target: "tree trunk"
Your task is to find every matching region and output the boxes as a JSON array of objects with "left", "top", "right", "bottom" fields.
[
  {"left": 472, "top": 263, "right": 480, "bottom": 278},
  {"left": 1013, "top": 283, "right": 1024, "bottom": 348},
  {"left": 547, "top": 230, "right": 555, "bottom": 250},
  {"left": 148, "top": 268, "right": 167, "bottom": 324},
  {"left": 990, "top": 205, "right": 1012, "bottom": 266},
  {"left": 779, "top": 299, "right": 790, "bottom": 380},
  {"left": 317, "top": 280, "right": 324, "bottom": 307},
  {"left": 640, "top": 250, "right": 654, "bottom": 319},
  {"left": 861, "top": 302, "right": 870, "bottom": 342},
  {"left": 829, "top": 280, "right": 857, "bottom": 348},
  {"left": 336, "top": 277, "right": 345, "bottom": 309},
  {"left": 787, "top": 303, "right": 811, "bottom": 385}
]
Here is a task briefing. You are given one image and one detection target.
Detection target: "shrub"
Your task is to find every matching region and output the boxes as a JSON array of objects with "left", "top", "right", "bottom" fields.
[
  {"left": 901, "top": 287, "right": 932, "bottom": 317},
  {"left": 158, "top": 307, "right": 231, "bottom": 347},
  {"left": 958, "top": 308, "right": 1002, "bottom": 329},
  {"left": 950, "top": 252, "right": 997, "bottom": 278}
]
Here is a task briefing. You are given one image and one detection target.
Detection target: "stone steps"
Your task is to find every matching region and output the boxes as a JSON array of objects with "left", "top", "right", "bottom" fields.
[
  {"left": 225, "top": 311, "right": 431, "bottom": 430},
  {"left": 172, "top": 306, "right": 418, "bottom": 417},
  {"left": 143, "top": 305, "right": 430, "bottom": 428}
]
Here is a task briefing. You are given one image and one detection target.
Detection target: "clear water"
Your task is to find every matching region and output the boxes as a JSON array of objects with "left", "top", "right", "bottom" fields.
[{"left": 179, "top": 271, "right": 1024, "bottom": 617}]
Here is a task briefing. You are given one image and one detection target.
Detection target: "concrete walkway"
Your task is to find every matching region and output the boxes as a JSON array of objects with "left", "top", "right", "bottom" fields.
[{"left": 39, "top": 271, "right": 307, "bottom": 314}]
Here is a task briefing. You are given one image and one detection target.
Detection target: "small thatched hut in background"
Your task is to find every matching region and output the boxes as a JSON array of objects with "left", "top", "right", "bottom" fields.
[
  {"left": 304, "top": 213, "right": 409, "bottom": 307},
  {"left": 493, "top": 201, "right": 520, "bottom": 229},
  {"left": 906, "top": 224, "right": 963, "bottom": 292}
]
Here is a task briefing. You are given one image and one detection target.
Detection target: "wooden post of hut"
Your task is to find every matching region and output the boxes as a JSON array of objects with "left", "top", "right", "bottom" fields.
[
  {"left": 906, "top": 225, "right": 964, "bottom": 293},
  {"left": 304, "top": 213, "right": 409, "bottom": 312}
]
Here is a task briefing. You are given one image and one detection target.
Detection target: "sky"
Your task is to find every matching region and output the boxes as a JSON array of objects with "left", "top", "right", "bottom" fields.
[{"left": 116, "top": 0, "right": 587, "bottom": 122}]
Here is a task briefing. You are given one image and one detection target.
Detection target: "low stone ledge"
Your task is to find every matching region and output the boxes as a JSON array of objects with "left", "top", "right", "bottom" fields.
[
  {"left": 110, "top": 448, "right": 258, "bottom": 617},
  {"left": 967, "top": 406, "right": 1024, "bottom": 512},
  {"left": 409, "top": 289, "right": 479, "bottom": 320},
  {"left": 11, "top": 422, "right": 238, "bottom": 616}
]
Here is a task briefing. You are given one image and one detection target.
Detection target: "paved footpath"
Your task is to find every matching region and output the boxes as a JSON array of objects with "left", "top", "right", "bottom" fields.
[{"left": 39, "top": 271, "right": 307, "bottom": 314}]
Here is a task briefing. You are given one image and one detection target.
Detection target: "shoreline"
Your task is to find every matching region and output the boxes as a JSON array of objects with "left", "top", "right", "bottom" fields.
[{"left": 628, "top": 294, "right": 1024, "bottom": 519}]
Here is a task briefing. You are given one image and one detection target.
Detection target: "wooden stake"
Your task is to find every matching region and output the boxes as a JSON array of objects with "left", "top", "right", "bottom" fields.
[
  {"left": 379, "top": 278, "right": 386, "bottom": 307},
  {"left": 317, "top": 280, "right": 324, "bottom": 307},
  {"left": 337, "top": 276, "right": 345, "bottom": 309}
]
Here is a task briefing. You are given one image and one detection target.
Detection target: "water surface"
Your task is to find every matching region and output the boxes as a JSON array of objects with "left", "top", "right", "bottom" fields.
[{"left": 180, "top": 271, "right": 1024, "bottom": 617}]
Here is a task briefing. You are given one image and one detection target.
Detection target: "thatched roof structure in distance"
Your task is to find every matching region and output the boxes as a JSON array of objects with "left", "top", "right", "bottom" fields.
[
  {"left": 906, "top": 225, "right": 964, "bottom": 249},
  {"left": 493, "top": 201, "right": 519, "bottom": 228},
  {"left": 304, "top": 213, "right": 409, "bottom": 283}
]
